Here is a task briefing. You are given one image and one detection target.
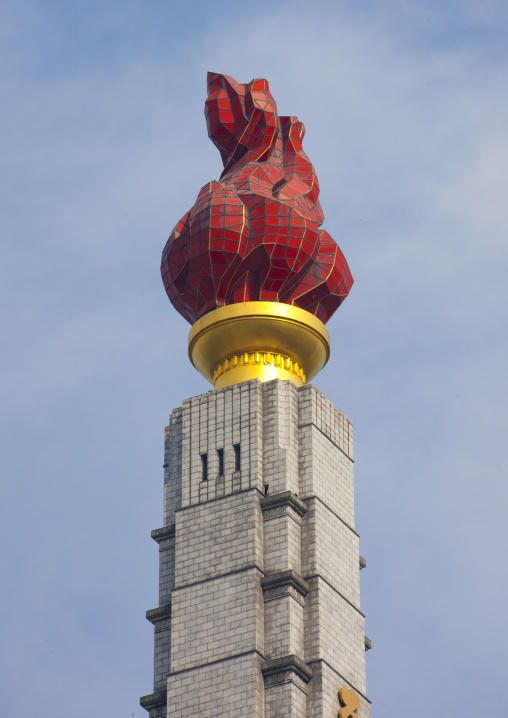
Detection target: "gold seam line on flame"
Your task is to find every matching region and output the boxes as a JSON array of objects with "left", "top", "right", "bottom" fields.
[
  {"left": 224, "top": 106, "right": 262, "bottom": 176},
  {"left": 223, "top": 205, "right": 247, "bottom": 301},
  {"left": 188, "top": 301, "right": 330, "bottom": 389}
]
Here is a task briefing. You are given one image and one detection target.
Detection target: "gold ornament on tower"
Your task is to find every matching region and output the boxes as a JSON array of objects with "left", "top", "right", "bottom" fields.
[{"left": 188, "top": 302, "right": 330, "bottom": 389}]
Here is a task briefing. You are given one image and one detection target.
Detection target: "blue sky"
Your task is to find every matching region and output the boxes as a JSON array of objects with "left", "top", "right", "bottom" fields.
[{"left": 1, "top": 1, "right": 507, "bottom": 716}]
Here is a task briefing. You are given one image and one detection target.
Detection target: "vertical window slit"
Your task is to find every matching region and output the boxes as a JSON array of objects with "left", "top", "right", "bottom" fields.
[
  {"left": 201, "top": 453, "right": 208, "bottom": 482},
  {"left": 217, "top": 448, "right": 224, "bottom": 477},
  {"left": 233, "top": 444, "right": 241, "bottom": 472}
]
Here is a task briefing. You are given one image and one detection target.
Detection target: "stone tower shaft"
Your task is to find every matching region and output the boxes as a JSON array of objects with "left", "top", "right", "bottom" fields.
[{"left": 141, "top": 379, "right": 370, "bottom": 717}]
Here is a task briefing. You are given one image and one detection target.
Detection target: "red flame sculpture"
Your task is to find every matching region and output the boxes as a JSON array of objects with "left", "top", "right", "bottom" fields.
[{"left": 161, "top": 72, "right": 353, "bottom": 325}]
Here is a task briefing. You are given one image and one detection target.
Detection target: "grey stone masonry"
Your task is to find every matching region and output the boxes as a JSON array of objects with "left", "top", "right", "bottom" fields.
[{"left": 141, "top": 379, "right": 370, "bottom": 718}]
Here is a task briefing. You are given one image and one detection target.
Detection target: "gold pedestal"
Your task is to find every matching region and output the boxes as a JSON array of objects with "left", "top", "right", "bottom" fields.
[{"left": 188, "top": 302, "right": 330, "bottom": 390}]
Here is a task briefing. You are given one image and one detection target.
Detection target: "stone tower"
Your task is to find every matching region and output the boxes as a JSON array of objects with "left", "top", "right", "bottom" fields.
[
  {"left": 140, "top": 379, "right": 370, "bottom": 717},
  {"left": 140, "top": 72, "right": 370, "bottom": 717}
]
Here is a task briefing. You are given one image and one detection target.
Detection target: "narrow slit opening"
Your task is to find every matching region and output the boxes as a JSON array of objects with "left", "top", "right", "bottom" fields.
[
  {"left": 233, "top": 444, "right": 241, "bottom": 472},
  {"left": 201, "top": 453, "right": 208, "bottom": 482}
]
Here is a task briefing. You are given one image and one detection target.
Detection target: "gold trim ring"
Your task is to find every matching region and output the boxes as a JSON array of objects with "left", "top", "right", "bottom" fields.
[{"left": 214, "top": 352, "right": 306, "bottom": 384}]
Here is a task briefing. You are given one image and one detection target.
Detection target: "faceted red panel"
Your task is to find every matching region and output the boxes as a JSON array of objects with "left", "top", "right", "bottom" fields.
[{"left": 161, "top": 73, "right": 353, "bottom": 324}]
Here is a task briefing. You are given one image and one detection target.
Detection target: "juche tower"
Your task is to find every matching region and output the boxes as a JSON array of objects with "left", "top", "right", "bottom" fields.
[{"left": 140, "top": 73, "right": 371, "bottom": 718}]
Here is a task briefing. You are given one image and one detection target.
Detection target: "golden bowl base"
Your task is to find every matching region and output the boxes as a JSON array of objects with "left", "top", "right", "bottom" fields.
[{"left": 188, "top": 302, "right": 330, "bottom": 390}]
